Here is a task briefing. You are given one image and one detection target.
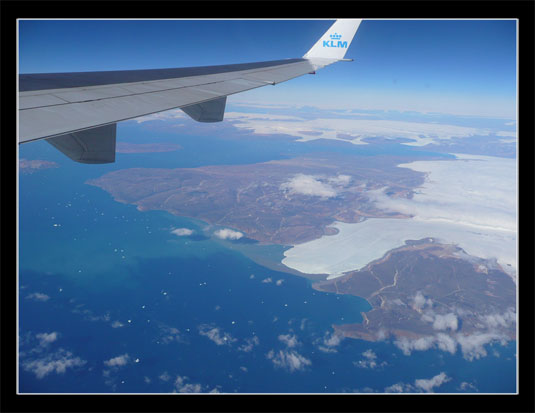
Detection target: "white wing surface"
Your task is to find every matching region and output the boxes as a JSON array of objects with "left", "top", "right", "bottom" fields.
[{"left": 18, "top": 20, "right": 362, "bottom": 162}]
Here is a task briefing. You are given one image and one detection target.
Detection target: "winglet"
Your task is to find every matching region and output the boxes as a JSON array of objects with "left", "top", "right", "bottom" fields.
[{"left": 303, "top": 19, "right": 362, "bottom": 60}]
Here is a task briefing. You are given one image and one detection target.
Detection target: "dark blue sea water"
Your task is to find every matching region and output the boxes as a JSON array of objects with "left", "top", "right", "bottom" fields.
[{"left": 18, "top": 122, "right": 516, "bottom": 393}]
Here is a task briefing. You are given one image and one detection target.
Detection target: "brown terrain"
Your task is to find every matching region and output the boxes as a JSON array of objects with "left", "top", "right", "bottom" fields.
[
  {"left": 86, "top": 153, "right": 424, "bottom": 245},
  {"left": 314, "top": 240, "right": 516, "bottom": 343},
  {"left": 86, "top": 151, "right": 516, "bottom": 344}
]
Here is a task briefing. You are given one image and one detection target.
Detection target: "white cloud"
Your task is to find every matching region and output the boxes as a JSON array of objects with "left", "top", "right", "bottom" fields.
[
  {"left": 171, "top": 228, "right": 193, "bottom": 236},
  {"left": 395, "top": 336, "right": 436, "bottom": 355},
  {"left": 261, "top": 277, "right": 272, "bottom": 284},
  {"left": 173, "top": 376, "right": 202, "bottom": 393},
  {"left": 384, "top": 372, "right": 450, "bottom": 393},
  {"left": 36, "top": 332, "right": 58, "bottom": 347},
  {"left": 214, "top": 228, "right": 244, "bottom": 240},
  {"left": 275, "top": 279, "right": 284, "bottom": 286},
  {"left": 324, "top": 332, "right": 342, "bottom": 347},
  {"left": 374, "top": 329, "right": 388, "bottom": 341},
  {"left": 209, "top": 386, "right": 222, "bottom": 393},
  {"left": 317, "top": 331, "right": 343, "bottom": 353},
  {"left": 159, "top": 372, "right": 171, "bottom": 382},
  {"left": 198, "top": 324, "right": 236, "bottom": 346},
  {"left": 393, "top": 328, "right": 511, "bottom": 360},
  {"left": 238, "top": 336, "right": 259, "bottom": 353},
  {"left": 278, "top": 334, "right": 299, "bottom": 348},
  {"left": 479, "top": 308, "right": 516, "bottom": 329},
  {"left": 384, "top": 383, "right": 410, "bottom": 393},
  {"left": 354, "top": 349, "right": 387, "bottom": 369},
  {"left": 317, "top": 346, "right": 338, "bottom": 354},
  {"left": 435, "top": 333, "right": 457, "bottom": 354},
  {"left": 496, "top": 131, "right": 516, "bottom": 138},
  {"left": 159, "top": 325, "right": 183, "bottom": 344},
  {"left": 455, "top": 331, "right": 508, "bottom": 361},
  {"left": 266, "top": 349, "right": 311, "bottom": 372},
  {"left": 111, "top": 321, "right": 124, "bottom": 328},
  {"left": 458, "top": 381, "right": 478, "bottom": 392},
  {"left": 431, "top": 313, "right": 459, "bottom": 331},
  {"left": 414, "top": 372, "right": 451, "bottom": 393},
  {"left": 421, "top": 309, "right": 458, "bottom": 332},
  {"left": 26, "top": 292, "right": 50, "bottom": 302},
  {"left": 280, "top": 174, "right": 337, "bottom": 198},
  {"left": 412, "top": 291, "right": 433, "bottom": 311},
  {"left": 22, "top": 349, "right": 86, "bottom": 379},
  {"left": 328, "top": 174, "right": 352, "bottom": 186},
  {"left": 104, "top": 353, "right": 130, "bottom": 367}
]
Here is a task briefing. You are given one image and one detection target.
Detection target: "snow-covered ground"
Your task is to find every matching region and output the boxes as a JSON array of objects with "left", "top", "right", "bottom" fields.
[{"left": 282, "top": 154, "right": 517, "bottom": 281}]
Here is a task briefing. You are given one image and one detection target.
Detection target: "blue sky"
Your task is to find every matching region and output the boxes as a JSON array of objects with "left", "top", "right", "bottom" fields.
[{"left": 18, "top": 19, "right": 517, "bottom": 118}]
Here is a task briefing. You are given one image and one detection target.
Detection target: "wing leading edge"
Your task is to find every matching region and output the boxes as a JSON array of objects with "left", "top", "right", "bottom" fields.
[{"left": 18, "top": 19, "right": 362, "bottom": 163}]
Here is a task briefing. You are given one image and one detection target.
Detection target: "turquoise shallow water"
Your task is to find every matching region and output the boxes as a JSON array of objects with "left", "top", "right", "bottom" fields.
[{"left": 18, "top": 125, "right": 516, "bottom": 393}]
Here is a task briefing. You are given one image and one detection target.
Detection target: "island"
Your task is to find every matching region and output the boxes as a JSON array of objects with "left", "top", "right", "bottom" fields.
[
  {"left": 19, "top": 158, "right": 59, "bottom": 174},
  {"left": 314, "top": 239, "right": 516, "bottom": 344},
  {"left": 86, "top": 152, "right": 516, "bottom": 348},
  {"left": 86, "top": 152, "right": 427, "bottom": 245}
]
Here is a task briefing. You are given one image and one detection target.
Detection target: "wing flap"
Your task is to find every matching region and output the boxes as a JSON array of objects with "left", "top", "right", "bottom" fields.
[
  {"left": 46, "top": 124, "right": 116, "bottom": 164},
  {"left": 181, "top": 96, "right": 227, "bottom": 122}
]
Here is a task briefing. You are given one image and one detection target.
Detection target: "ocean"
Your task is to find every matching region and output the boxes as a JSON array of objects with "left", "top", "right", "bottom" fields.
[{"left": 18, "top": 123, "right": 516, "bottom": 393}]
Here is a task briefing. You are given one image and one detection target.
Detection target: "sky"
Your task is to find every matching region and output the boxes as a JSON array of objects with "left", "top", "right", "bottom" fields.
[{"left": 18, "top": 19, "right": 517, "bottom": 118}]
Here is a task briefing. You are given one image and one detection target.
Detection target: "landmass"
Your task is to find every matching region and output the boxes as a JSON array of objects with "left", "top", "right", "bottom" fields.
[
  {"left": 86, "top": 152, "right": 516, "bottom": 347},
  {"left": 314, "top": 239, "right": 516, "bottom": 344},
  {"left": 116, "top": 142, "right": 182, "bottom": 153},
  {"left": 86, "top": 153, "right": 429, "bottom": 245},
  {"left": 19, "top": 158, "right": 59, "bottom": 173}
]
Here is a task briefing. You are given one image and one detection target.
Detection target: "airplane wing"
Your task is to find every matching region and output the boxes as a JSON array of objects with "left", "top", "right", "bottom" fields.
[{"left": 18, "top": 19, "right": 362, "bottom": 163}]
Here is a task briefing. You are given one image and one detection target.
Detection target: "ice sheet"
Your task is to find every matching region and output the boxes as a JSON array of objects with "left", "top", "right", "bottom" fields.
[{"left": 282, "top": 154, "right": 517, "bottom": 280}]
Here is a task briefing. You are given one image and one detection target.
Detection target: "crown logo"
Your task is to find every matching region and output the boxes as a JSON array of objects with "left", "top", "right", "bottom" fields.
[{"left": 329, "top": 33, "right": 342, "bottom": 40}]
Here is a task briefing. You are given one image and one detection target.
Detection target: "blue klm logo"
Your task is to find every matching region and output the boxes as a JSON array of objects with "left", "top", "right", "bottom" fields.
[{"left": 323, "top": 33, "right": 348, "bottom": 48}]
